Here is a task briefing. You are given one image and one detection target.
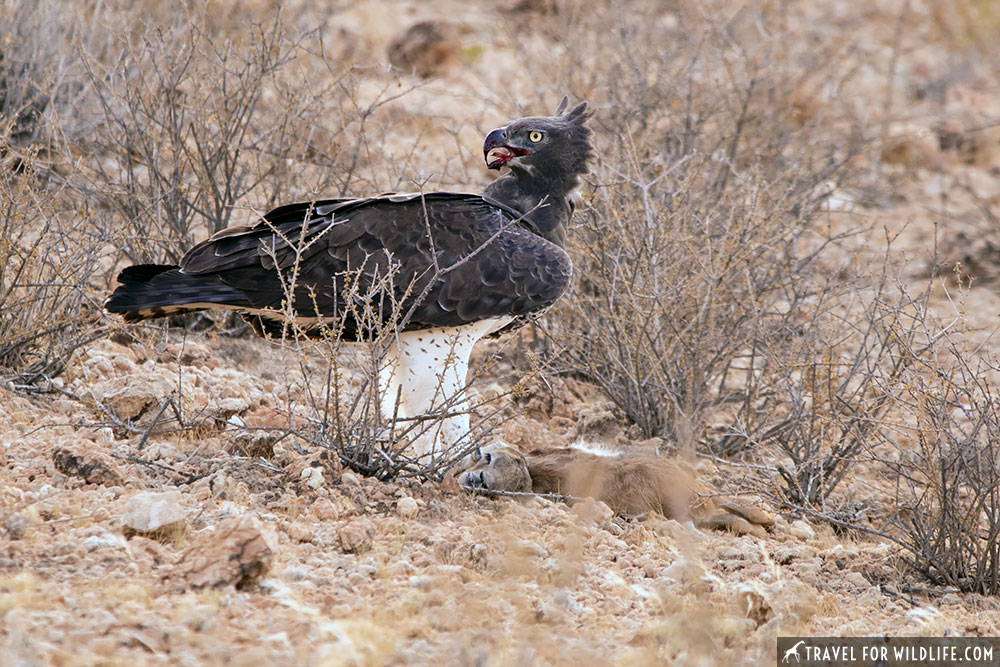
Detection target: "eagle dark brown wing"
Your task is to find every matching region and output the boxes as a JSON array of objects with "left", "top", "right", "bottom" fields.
[{"left": 105, "top": 192, "right": 572, "bottom": 339}]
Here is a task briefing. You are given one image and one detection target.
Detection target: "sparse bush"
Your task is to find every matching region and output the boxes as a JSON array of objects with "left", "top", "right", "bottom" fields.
[
  {"left": 76, "top": 11, "right": 320, "bottom": 264},
  {"left": 0, "top": 1, "right": 105, "bottom": 383},
  {"left": 750, "top": 275, "right": 930, "bottom": 507},
  {"left": 881, "top": 327, "right": 1000, "bottom": 594},
  {"left": 535, "top": 4, "right": 861, "bottom": 448},
  {"left": 0, "top": 144, "right": 107, "bottom": 384}
]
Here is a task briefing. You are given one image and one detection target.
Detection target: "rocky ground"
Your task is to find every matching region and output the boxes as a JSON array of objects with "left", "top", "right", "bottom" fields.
[
  {"left": 4, "top": 0, "right": 1000, "bottom": 665},
  {"left": 5, "top": 345, "right": 1000, "bottom": 665}
]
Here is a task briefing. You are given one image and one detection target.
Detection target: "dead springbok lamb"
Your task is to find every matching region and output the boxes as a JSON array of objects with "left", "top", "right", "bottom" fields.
[{"left": 456, "top": 444, "right": 774, "bottom": 537}]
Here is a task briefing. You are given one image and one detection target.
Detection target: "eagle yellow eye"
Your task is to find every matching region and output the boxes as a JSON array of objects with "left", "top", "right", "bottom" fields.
[{"left": 528, "top": 130, "right": 544, "bottom": 143}]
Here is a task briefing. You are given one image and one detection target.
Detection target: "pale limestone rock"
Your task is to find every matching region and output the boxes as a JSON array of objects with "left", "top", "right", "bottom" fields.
[
  {"left": 789, "top": 519, "right": 815, "bottom": 541},
  {"left": 396, "top": 497, "right": 419, "bottom": 518},
  {"left": 121, "top": 490, "right": 187, "bottom": 533},
  {"left": 300, "top": 466, "right": 324, "bottom": 490}
]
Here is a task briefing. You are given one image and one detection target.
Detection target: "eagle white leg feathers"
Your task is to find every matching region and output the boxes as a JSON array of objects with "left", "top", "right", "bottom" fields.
[
  {"left": 378, "top": 343, "right": 402, "bottom": 422},
  {"left": 378, "top": 317, "right": 512, "bottom": 460}
]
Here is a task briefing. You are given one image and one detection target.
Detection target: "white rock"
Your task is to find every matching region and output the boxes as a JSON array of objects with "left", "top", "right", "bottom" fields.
[
  {"left": 121, "top": 490, "right": 187, "bottom": 532},
  {"left": 83, "top": 532, "right": 126, "bottom": 551},
  {"left": 216, "top": 500, "right": 240, "bottom": 518},
  {"left": 662, "top": 558, "right": 706, "bottom": 584},
  {"left": 789, "top": 520, "right": 815, "bottom": 541},
  {"left": 517, "top": 539, "right": 549, "bottom": 558},
  {"left": 396, "top": 497, "right": 419, "bottom": 518},
  {"left": 300, "top": 467, "right": 324, "bottom": 489},
  {"left": 216, "top": 397, "right": 250, "bottom": 415},
  {"left": 87, "top": 372, "right": 175, "bottom": 420},
  {"left": 144, "top": 441, "right": 177, "bottom": 461},
  {"left": 906, "top": 606, "right": 941, "bottom": 624}
]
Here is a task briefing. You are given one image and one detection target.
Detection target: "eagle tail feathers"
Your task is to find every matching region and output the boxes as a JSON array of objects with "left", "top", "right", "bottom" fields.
[{"left": 104, "top": 265, "right": 249, "bottom": 322}]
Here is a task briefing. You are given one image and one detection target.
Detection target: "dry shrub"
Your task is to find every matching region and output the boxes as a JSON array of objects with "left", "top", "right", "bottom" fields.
[
  {"left": 734, "top": 265, "right": 1000, "bottom": 592},
  {"left": 0, "top": 144, "right": 107, "bottom": 384},
  {"left": 879, "top": 322, "right": 1000, "bottom": 594},
  {"left": 72, "top": 6, "right": 410, "bottom": 266},
  {"left": 518, "top": 0, "right": 992, "bottom": 542},
  {"left": 750, "top": 275, "right": 930, "bottom": 508},
  {"left": 0, "top": 1, "right": 107, "bottom": 383},
  {"left": 534, "top": 3, "right": 862, "bottom": 448},
  {"left": 77, "top": 16, "right": 293, "bottom": 263},
  {"left": 536, "top": 1, "right": 1000, "bottom": 589}
]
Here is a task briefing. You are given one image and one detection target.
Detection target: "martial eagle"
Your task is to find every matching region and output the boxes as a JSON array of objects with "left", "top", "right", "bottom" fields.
[{"left": 105, "top": 98, "right": 593, "bottom": 458}]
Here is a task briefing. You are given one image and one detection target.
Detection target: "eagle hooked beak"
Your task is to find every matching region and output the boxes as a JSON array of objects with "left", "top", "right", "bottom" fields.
[{"left": 484, "top": 127, "right": 530, "bottom": 170}]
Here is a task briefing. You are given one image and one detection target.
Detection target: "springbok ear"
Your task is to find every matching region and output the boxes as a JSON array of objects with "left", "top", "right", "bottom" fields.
[{"left": 553, "top": 96, "right": 569, "bottom": 116}]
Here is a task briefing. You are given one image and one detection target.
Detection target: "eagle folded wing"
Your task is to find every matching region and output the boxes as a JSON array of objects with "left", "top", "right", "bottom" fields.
[{"left": 117, "top": 193, "right": 571, "bottom": 337}]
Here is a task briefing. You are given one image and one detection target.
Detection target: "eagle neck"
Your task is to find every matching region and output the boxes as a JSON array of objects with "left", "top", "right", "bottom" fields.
[
  {"left": 484, "top": 170, "right": 573, "bottom": 248},
  {"left": 511, "top": 162, "right": 578, "bottom": 200}
]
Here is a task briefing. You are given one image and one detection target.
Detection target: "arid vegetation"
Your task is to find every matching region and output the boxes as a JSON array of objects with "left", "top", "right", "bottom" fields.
[{"left": 3, "top": 0, "right": 1000, "bottom": 663}]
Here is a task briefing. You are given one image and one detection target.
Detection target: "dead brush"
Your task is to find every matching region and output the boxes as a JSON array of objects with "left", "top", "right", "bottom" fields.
[
  {"left": 529, "top": 3, "right": 863, "bottom": 448},
  {"left": 76, "top": 11, "right": 306, "bottom": 265},
  {"left": 745, "top": 274, "right": 933, "bottom": 508},
  {"left": 0, "top": 138, "right": 108, "bottom": 387},
  {"left": 0, "top": 1, "right": 110, "bottom": 385},
  {"left": 72, "top": 5, "right": 426, "bottom": 270},
  {"left": 506, "top": 0, "right": 997, "bottom": 550},
  {"left": 879, "top": 325, "right": 1000, "bottom": 595}
]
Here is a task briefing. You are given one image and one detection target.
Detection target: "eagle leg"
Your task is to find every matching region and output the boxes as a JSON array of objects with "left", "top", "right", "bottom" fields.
[{"left": 381, "top": 317, "right": 511, "bottom": 460}]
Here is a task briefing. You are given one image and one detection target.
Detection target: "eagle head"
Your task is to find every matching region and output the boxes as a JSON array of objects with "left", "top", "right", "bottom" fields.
[{"left": 483, "top": 98, "right": 593, "bottom": 179}]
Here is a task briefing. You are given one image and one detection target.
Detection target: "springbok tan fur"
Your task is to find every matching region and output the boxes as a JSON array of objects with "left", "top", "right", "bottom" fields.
[{"left": 456, "top": 444, "right": 774, "bottom": 537}]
